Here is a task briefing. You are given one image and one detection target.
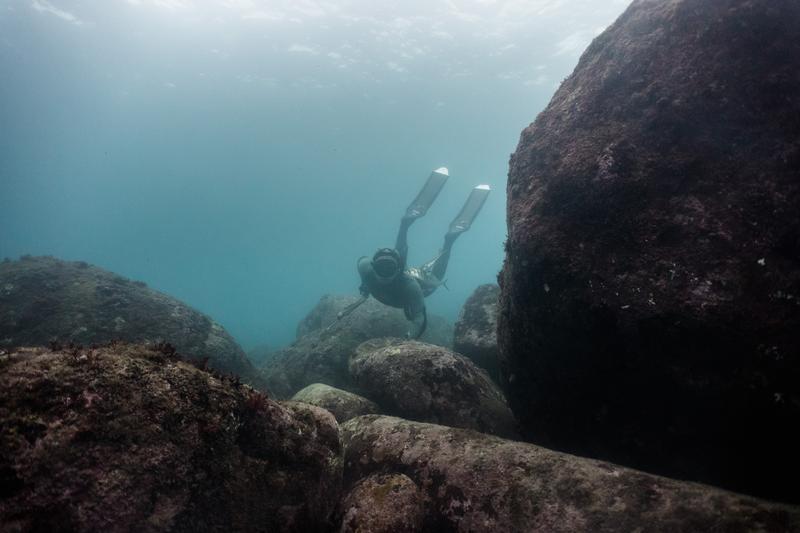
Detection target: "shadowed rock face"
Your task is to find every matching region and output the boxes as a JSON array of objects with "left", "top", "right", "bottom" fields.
[
  {"left": 0, "top": 343, "right": 342, "bottom": 532},
  {"left": 349, "top": 339, "right": 518, "bottom": 438},
  {"left": 499, "top": 0, "right": 800, "bottom": 501},
  {"left": 453, "top": 284, "right": 500, "bottom": 381},
  {"left": 262, "top": 294, "right": 453, "bottom": 398},
  {"left": 342, "top": 416, "right": 800, "bottom": 533},
  {"left": 0, "top": 256, "right": 266, "bottom": 390},
  {"left": 291, "top": 383, "right": 380, "bottom": 423},
  {"left": 261, "top": 328, "right": 363, "bottom": 399}
]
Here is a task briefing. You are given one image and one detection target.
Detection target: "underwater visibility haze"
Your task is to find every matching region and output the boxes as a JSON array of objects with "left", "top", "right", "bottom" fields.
[
  {"left": 0, "top": 0, "right": 629, "bottom": 348},
  {"left": 3, "top": 0, "right": 800, "bottom": 530}
]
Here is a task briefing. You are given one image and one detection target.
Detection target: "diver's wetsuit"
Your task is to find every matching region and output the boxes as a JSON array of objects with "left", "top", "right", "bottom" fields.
[
  {"left": 357, "top": 217, "right": 457, "bottom": 338},
  {"left": 352, "top": 170, "right": 489, "bottom": 338}
]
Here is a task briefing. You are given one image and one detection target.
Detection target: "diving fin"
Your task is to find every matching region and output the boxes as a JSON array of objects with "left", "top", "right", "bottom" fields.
[
  {"left": 448, "top": 184, "right": 490, "bottom": 235},
  {"left": 405, "top": 167, "right": 449, "bottom": 220}
]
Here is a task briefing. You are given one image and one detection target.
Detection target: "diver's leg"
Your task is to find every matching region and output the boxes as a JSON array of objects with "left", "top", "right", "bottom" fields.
[
  {"left": 448, "top": 184, "right": 491, "bottom": 235},
  {"left": 430, "top": 233, "right": 457, "bottom": 280},
  {"left": 405, "top": 167, "right": 449, "bottom": 219},
  {"left": 430, "top": 184, "right": 492, "bottom": 281},
  {"left": 396, "top": 167, "right": 450, "bottom": 267},
  {"left": 395, "top": 216, "right": 414, "bottom": 268}
]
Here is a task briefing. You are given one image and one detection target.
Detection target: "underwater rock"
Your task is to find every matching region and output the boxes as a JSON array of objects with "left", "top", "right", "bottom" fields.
[
  {"left": 453, "top": 284, "right": 500, "bottom": 381},
  {"left": 342, "top": 415, "right": 800, "bottom": 533},
  {"left": 349, "top": 339, "right": 517, "bottom": 438},
  {"left": 296, "top": 294, "right": 453, "bottom": 347},
  {"left": 337, "top": 473, "right": 425, "bottom": 533},
  {"left": 0, "top": 343, "right": 342, "bottom": 532},
  {"left": 261, "top": 329, "right": 359, "bottom": 399},
  {"left": 0, "top": 256, "right": 266, "bottom": 390},
  {"left": 291, "top": 383, "right": 380, "bottom": 423},
  {"left": 246, "top": 343, "right": 275, "bottom": 367},
  {"left": 499, "top": 0, "right": 800, "bottom": 501},
  {"left": 262, "top": 294, "right": 453, "bottom": 398}
]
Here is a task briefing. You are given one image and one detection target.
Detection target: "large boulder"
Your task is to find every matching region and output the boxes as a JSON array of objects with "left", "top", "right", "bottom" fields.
[
  {"left": 342, "top": 415, "right": 800, "bottom": 532},
  {"left": 499, "top": 0, "right": 800, "bottom": 501},
  {"left": 261, "top": 329, "right": 358, "bottom": 399},
  {"left": 0, "top": 256, "right": 266, "bottom": 390},
  {"left": 349, "top": 339, "right": 517, "bottom": 438},
  {"left": 337, "top": 473, "right": 425, "bottom": 533},
  {"left": 453, "top": 284, "right": 500, "bottom": 381},
  {"left": 291, "top": 383, "right": 380, "bottom": 423},
  {"left": 0, "top": 343, "right": 342, "bottom": 532},
  {"left": 296, "top": 294, "right": 453, "bottom": 347},
  {"left": 262, "top": 294, "right": 453, "bottom": 398}
]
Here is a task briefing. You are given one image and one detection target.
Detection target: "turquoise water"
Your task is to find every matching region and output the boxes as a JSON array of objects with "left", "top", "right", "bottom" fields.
[{"left": 0, "top": 1, "right": 627, "bottom": 349}]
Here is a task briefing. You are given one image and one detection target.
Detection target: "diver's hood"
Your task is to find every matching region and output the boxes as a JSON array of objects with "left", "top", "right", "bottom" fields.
[{"left": 372, "top": 248, "right": 401, "bottom": 283}]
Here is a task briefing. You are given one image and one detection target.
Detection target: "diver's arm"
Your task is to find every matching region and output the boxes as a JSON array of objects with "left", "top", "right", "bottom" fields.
[
  {"left": 356, "top": 256, "right": 372, "bottom": 297},
  {"left": 327, "top": 258, "right": 371, "bottom": 327},
  {"left": 338, "top": 296, "right": 367, "bottom": 320}
]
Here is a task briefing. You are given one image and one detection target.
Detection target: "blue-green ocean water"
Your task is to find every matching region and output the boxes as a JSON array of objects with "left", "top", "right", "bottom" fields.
[{"left": 0, "top": 1, "right": 627, "bottom": 349}]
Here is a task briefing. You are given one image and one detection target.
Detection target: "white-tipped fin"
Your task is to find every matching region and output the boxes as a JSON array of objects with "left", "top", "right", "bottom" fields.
[
  {"left": 434, "top": 167, "right": 449, "bottom": 176},
  {"left": 476, "top": 184, "right": 491, "bottom": 190}
]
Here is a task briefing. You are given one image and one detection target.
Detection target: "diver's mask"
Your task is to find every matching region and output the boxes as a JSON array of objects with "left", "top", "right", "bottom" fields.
[{"left": 372, "top": 248, "right": 401, "bottom": 283}]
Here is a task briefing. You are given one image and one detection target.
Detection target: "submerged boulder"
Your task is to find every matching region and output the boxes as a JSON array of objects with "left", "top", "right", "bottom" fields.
[
  {"left": 342, "top": 416, "right": 800, "bottom": 533},
  {"left": 262, "top": 294, "right": 453, "bottom": 398},
  {"left": 296, "top": 294, "right": 453, "bottom": 347},
  {"left": 261, "top": 329, "right": 357, "bottom": 399},
  {"left": 0, "top": 343, "right": 342, "bottom": 532},
  {"left": 499, "top": 0, "right": 800, "bottom": 500},
  {"left": 291, "top": 383, "right": 380, "bottom": 423},
  {"left": 0, "top": 256, "right": 265, "bottom": 390},
  {"left": 453, "top": 284, "right": 500, "bottom": 381},
  {"left": 349, "top": 339, "right": 517, "bottom": 438},
  {"left": 337, "top": 473, "right": 425, "bottom": 533}
]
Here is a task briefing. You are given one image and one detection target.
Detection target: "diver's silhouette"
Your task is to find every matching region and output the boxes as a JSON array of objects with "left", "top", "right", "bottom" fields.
[{"left": 331, "top": 168, "right": 490, "bottom": 338}]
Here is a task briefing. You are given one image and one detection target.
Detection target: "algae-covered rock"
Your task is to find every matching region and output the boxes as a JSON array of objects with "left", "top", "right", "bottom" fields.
[
  {"left": 349, "top": 339, "right": 517, "bottom": 438},
  {"left": 337, "top": 473, "right": 425, "bottom": 533},
  {"left": 0, "top": 256, "right": 265, "bottom": 389},
  {"left": 262, "top": 294, "right": 453, "bottom": 399},
  {"left": 291, "top": 383, "right": 380, "bottom": 423},
  {"left": 453, "top": 284, "right": 500, "bottom": 381},
  {"left": 342, "top": 415, "right": 800, "bottom": 533},
  {"left": 260, "top": 329, "right": 354, "bottom": 399},
  {"left": 499, "top": 0, "right": 800, "bottom": 500},
  {"left": 296, "top": 294, "right": 453, "bottom": 347},
  {"left": 0, "top": 343, "right": 342, "bottom": 532}
]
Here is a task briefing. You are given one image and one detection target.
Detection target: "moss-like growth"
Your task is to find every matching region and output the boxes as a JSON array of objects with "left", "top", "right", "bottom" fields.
[{"left": 0, "top": 343, "right": 342, "bottom": 532}]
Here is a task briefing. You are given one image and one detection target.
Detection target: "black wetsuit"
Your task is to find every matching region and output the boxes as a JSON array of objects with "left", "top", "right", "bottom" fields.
[{"left": 357, "top": 217, "right": 458, "bottom": 338}]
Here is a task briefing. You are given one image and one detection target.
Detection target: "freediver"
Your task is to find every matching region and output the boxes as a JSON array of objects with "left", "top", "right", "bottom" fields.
[{"left": 333, "top": 167, "right": 490, "bottom": 338}]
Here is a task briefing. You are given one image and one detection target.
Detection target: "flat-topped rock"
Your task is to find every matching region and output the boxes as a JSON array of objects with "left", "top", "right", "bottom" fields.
[{"left": 342, "top": 415, "right": 800, "bottom": 532}]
